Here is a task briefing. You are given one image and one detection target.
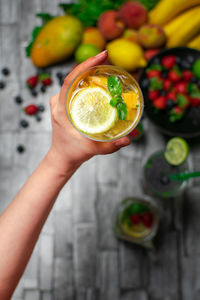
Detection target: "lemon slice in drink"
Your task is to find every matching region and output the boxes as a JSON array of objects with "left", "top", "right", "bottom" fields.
[{"left": 70, "top": 87, "right": 117, "bottom": 134}]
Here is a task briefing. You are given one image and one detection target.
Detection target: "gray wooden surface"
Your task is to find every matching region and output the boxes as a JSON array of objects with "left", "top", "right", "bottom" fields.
[{"left": 0, "top": 1, "right": 200, "bottom": 299}]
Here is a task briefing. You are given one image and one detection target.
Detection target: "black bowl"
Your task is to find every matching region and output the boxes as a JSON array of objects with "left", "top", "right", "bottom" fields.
[{"left": 139, "top": 47, "right": 200, "bottom": 138}]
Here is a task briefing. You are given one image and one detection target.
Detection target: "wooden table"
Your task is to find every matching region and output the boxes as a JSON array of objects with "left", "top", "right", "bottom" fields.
[{"left": 1, "top": 1, "right": 200, "bottom": 299}]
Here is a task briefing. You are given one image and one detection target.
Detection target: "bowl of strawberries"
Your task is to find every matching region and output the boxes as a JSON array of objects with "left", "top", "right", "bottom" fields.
[{"left": 139, "top": 47, "right": 200, "bottom": 138}]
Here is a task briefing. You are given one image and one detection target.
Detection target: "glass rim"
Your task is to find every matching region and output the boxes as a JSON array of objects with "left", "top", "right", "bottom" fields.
[{"left": 65, "top": 65, "right": 144, "bottom": 142}]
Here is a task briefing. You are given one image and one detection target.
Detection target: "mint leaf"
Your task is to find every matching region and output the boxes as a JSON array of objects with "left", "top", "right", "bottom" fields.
[
  {"left": 107, "top": 76, "right": 122, "bottom": 96},
  {"left": 117, "top": 102, "right": 127, "bottom": 120},
  {"left": 110, "top": 95, "right": 123, "bottom": 106},
  {"left": 173, "top": 65, "right": 181, "bottom": 76}
]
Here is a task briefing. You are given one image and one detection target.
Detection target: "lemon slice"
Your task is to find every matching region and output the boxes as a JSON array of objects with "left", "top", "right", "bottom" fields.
[{"left": 70, "top": 87, "right": 117, "bottom": 134}]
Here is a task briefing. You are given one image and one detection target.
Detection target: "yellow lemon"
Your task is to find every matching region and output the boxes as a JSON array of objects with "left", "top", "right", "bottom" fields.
[
  {"left": 107, "top": 38, "right": 146, "bottom": 72},
  {"left": 70, "top": 87, "right": 117, "bottom": 134}
]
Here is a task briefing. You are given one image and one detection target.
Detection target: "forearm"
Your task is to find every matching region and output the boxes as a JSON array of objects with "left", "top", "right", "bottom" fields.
[{"left": 0, "top": 151, "right": 79, "bottom": 299}]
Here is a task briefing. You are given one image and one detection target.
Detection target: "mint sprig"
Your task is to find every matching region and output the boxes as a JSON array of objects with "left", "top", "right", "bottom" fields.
[{"left": 107, "top": 76, "right": 127, "bottom": 121}]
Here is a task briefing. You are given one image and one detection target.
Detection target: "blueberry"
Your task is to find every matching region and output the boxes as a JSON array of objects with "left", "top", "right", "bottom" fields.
[
  {"left": 2, "top": 67, "right": 10, "bottom": 76},
  {"left": 153, "top": 58, "right": 160, "bottom": 64},
  {"left": 35, "top": 115, "right": 42, "bottom": 122},
  {"left": 160, "top": 175, "right": 170, "bottom": 185},
  {"left": 160, "top": 90, "right": 167, "bottom": 96},
  {"left": 59, "top": 78, "right": 64, "bottom": 86},
  {"left": 38, "top": 104, "right": 45, "bottom": 112},
  {"left": 14, "top": 95, "right": 23, "bottom": 104},
  {"left": 190, "top": 77, "right": 198, "bottom": 84},
  {"left": 180, "top": 60, "right": 191, "bottom": 69},
  {"left": 56, "top": 72, "right": 63, "bottom": 79},
  {"left": 16, "top": 145, "right": 25, "bottom": 153},
  {"left": 31, "top": 89, "right": 37, "bottom": 97},
  {"left": 20, "top": 119, "right": 29, "bottom": 128},
  {"left": 176, "top": 57, "right": 181, "bottom": 64},
  {"left": 166, "top": 99, "right": 175, "bottom": 110},
  {"left": 162, "top": 71, "right": 168, "bottom": 79},
  {"left": 187, "top": 55, "right": 195, "bottom": 64},
  {"left": 141, "top": 78, "right": 149, "bottom": 89},
  {"left": 40, "top": 85, "right": 46, "bottom": 93},
  {"left": 0, "top": 81, "right": 5, "bottom": 89},
  {"left": 197, "top": 80, "right": 200, "bottom": 88}
]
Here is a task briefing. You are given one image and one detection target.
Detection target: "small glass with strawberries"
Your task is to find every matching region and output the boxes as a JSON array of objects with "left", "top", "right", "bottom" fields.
[{"left": 113, "top": 196, "right": 160, "bottom": 248}]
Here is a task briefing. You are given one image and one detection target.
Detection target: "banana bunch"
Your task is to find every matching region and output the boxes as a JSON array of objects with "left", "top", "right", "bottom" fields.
[{"left": 149, "top": 0, "right": 200, "bottom": 50}]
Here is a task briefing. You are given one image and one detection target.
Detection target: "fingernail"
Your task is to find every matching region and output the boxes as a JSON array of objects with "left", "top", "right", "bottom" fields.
[
  {"left": 95, "top": 50, "right": 108, "bottom": 58},
  {"left": 114, "top": 137, "right": 130, "bottom": 149}
]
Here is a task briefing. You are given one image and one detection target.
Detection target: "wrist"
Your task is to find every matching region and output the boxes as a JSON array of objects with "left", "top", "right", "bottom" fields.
[{"left": 44, "top": 148, "right": 82, "bottom": 181}]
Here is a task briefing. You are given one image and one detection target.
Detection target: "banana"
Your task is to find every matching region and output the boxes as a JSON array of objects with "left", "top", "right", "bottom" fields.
[
  {"left": 149, "top": 0, "right": 200, "bottom": 25},
  {"left": 187, "top": 35, "right": 200, "bottom": 50},
  {"left": 164, "top": 7, "right": 200, "bottom": 38},
  {"left": 166, "top": 7, "right": 200, "bottom": 47}
]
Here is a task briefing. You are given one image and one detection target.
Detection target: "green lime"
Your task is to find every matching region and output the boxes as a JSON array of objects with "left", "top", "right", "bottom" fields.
[
  {"left": 192, "top": 59, "right": 200, "bottom": 79},
  {"left": 164, "top": 137, "right": 189, "bottom": 166},
  {"left": 75, "top": 44, "right": 100, "bottom": 63}
]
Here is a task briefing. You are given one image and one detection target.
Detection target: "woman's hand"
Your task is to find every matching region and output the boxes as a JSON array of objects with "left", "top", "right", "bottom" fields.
[{"left": 47, "top": 51, "right": 130, "bottom": 176}]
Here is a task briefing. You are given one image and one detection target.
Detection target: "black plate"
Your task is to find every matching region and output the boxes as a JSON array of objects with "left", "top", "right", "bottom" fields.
[{"left": 139, "top": 47, "right": 200, "bottom": 138}]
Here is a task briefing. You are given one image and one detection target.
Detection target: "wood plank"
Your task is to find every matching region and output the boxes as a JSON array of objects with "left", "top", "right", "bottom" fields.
[
  {"left": 74, "top": 223, "right": 97, "bottom": 288},
  {"left": 119, "top": 242, "right": 148, "bottom": 289},
  {"left": 96, "top": 185, "right": 120, "bottom": 249},
  {"left": 184, "top": 187, "right": 200, "bottom": 255},
  {"left": 96, "top": 152, "right": 120, "bottom": 186},
  {"left": 0, "top": 0, "right": 21, "bottom": 24},
  {"left": 121, "top": 290, "right": 148, "bottom": 300},
  {"left": 148, "top": 232, "right": 179, "bottom": 299},
  {"left": 181, "top": 257, "right": 200, "bottom": 300},
  {"left": 71, "top": 158, "right": 97, "bottom": 223},
  {"left": 98, "top": 251, "right": 120, "bottom": 300}
]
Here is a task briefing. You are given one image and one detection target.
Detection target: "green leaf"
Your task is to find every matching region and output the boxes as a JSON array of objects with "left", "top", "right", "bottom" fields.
[
  {"left": 147, "top": 64, "right": 162, "bottom": 71},
  {"left": 149, "top": 77, "right": 163, "bottom": 90},
  {"left": 107, "top": 76, "right": 122, "bottom": 96},
  {"left": 190, "top": 92, "right": 200, "bottom": 99},
  {"left": 36, "top": 13, "right": 54, "bottom": 24},
  {"left": 117, "top": 102, "right": 127, "bottom": 120},
  {"left": 25, "top": 26, "right": 42, "bottom": 57},
  {"left": 187, "top": 83, "right": 199, "bottom": 94},
  {"left": 177, "top": 94, "right": 188, "bottom": 108},
  {"left": 173, "top": 65, "right": 181, "bottom": 76},
  {"left": 110, "top": 98, "right": 118, "bottom": 107}
]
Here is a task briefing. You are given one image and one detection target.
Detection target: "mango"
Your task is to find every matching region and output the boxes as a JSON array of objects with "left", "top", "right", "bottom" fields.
[{"left": 31, "top": 16, "right": 83, "bottom": 67}]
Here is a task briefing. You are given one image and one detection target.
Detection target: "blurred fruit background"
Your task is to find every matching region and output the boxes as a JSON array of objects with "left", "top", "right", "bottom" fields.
[{"left": 27, "top": 0, "right": 200, "bottom": 71}]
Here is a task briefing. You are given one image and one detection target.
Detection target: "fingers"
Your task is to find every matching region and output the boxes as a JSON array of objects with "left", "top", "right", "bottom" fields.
[
  {"left": 97, "top": 136, "right": 131, "bottom": 155},
  {"left": 59, "top": 50, "right": 108, "bottom": 105}
]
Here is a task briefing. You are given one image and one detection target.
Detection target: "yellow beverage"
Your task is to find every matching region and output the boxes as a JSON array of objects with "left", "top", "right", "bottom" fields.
[{"left": 65, "top": 65, "right": 143, "bottom": 141}]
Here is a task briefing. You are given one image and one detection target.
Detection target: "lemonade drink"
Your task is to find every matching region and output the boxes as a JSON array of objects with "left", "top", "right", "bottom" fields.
[{"left": 65, "top": 65, "right": 143, "bottom": 141}]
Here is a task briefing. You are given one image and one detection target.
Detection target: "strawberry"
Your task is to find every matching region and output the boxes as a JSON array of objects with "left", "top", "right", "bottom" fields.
[
  {"left": 168, "top": 69, "right": 181, "bottom": 82},
  {"left": 190, "top": 97, "right": 200, "bottom": 107},
  {"left": 166, "top": 91, "right": 177, "bottom": 101},
  {"left": 148, "top": 90, "right": 159, "bottom": 101},
  {"left": 177, "top": 94, "right": 190, "bottom": 109},
  {"left": 130, "top": 214, "right": 141, "bottom": 225},
  {"left": 163, "top": 79, "right": 171, "bottom": 91},
  {"left": 169, "top": 106, "right": 184, "bottom": 122},
  {"left": 129, "top": 127, "right": 140, "bottom": 137},
  {"left": 26, "top": 75, "right": 38, "bottom": 89},
  {"left": 174, "top": 82, "right": 187, "bottom": 94},
  {"left": 161, "top": 55, "right": 176, "bottom": 69},
  {"left": 144, "top": 49, "right": 160, "bottom": 61},
  {"left": 24, "top": 104, "right": 38, "bottom": 115},
  {"left": 153, "top": 96, "right": 166, "bottom": 109},
  {"left": 142, "top": 212, "right": 153, "bottom": 228},
  {"left": 39, "top": 73, "right": 52, "bottom": 86},
  {"left": 182, "top": 70, "right": 193, "bottom": 81},
  {"left": 146, "top": 70, "right": 161, "bottom": 79},
  {"left": 41, "top": 78, "right": 52, "bottom": 86}
]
